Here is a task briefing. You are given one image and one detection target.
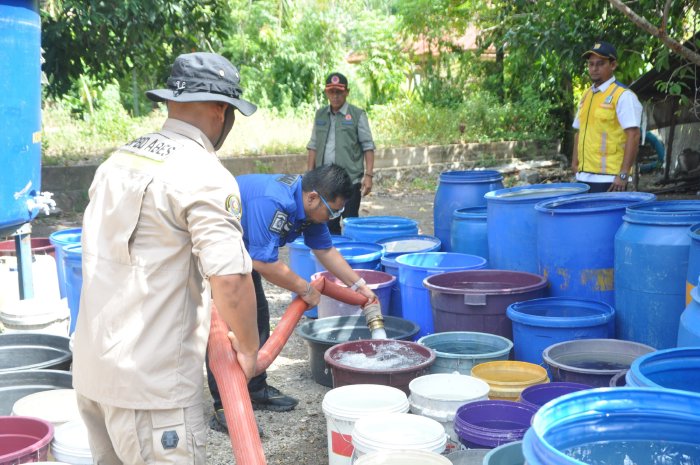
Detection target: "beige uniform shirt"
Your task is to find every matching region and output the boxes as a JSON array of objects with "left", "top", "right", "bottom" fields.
[{"left": 72, "top": 118, "right": 252, "bottom": 410}]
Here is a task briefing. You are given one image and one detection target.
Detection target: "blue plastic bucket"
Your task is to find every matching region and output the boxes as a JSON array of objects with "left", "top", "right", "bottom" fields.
[
  {"left": 679, "top": 286, "right": 700, "bottom": 346},
  {"left": 342, "top": 216, "right": 418, "bottom": 243},
  {"left": 518, "top": 382, "right": 591, "bottom": 410},
  {"left": 395, "top": 252, "right": 487, "bottom": 338},
  {"left": 313, "top": 242, "right": 383, "bottom": 273},
  {"left": 485, "top": 183, "right": 589, "bottom": 273},
  {"left": 311, "top": 270, "right": 395, "bottom": 319},
  {"left": 506, "top": 297, "right": 615, "bottom": 366},
  {"left": 434, "top": 170, "right": 503, "bottom": 252},
  {"left": 450, "top": 207, "right": 488, "bottom": 261},
  {"left": 288, "top": 235, "right": 352, "bottom": 318},
  {"left": 626, "top": 347, "right": 700, "bottom": 394},
  {"left": 687, "top": 223, "right": 700, "bottom": 305},
  {"left": 48, "top": 228, "right": 82, "bottom": 299},
  {"left": 522, "top": 387, "right": 700, "bottom": 465},
  {"left": 0, "top": 0, "right": 42, "bottom": 232},
  {"left": 376, "top": 235, "right": 441, "bottom": 259},
  {"left": 535, "top": 192, "right": 656, "bottom": 305},
  {"left": 417, "top": 331, "right": 512, "bottom": 375},
  {"left": 615, "top": 200, "right": 700, "bottom": 349},
  {"left": 483, "top": 441, "right": 524, "bottom": 465},
  {"left": 62, "top": 244, "right": 82, "bottom": 335},
  {"left": 380, "top": 256, "right": 402, "bottom": 318},
  {"left": 425, "top": 270, "right": 548, "bottom": 341}
]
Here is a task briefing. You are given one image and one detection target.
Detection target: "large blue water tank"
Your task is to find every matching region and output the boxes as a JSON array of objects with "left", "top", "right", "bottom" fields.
[
  {"left": 615, "top": 200, "right": 700, "bottom": 349},
  {"left": 433, "top": 170, "right": 503, "bottom": 252},
  {"left": 535, "top": 192, "right": 656, "bottom": 305},
  {"left": 485, "top": 183, "right": 589, "bottom": 273},
  {"left": 0, "top": 0, "right": 42, "bottom": 231}
]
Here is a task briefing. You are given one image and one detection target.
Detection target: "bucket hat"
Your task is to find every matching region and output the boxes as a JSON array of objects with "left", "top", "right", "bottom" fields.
[{"left": 146, "top": 52, "right": 257, "bottom": 116}]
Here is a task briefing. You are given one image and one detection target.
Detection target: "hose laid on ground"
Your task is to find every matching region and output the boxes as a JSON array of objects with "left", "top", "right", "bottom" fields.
[{"left": 207, "top": 276, "right": 371, "bottom": 465}]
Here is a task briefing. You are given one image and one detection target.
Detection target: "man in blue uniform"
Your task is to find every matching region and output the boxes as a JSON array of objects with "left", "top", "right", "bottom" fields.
[{"left": 207, "top": 164, "right": 377, "bottom": 432}]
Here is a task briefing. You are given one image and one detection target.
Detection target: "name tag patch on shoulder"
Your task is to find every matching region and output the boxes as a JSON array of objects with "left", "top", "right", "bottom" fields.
[
  {"left": 121, "top": 133, "right": 180, "bottom": 161},
  {"left": 277, "top": 175, "right": 299, "bottom": 186},
  {"left": 225, "top": 194, "right": 242, "bottom": 220},
  {"left": 269, "top": 210, "right": 290, "bottom": 235}
]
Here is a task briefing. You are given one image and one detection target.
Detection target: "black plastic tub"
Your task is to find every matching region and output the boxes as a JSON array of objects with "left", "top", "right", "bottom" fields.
[
  {"left": 0, "top": 333, "right": 72, "bottom": 373},
  {"left": 295, "top": 315, "right": 419, "bottom": 387}
]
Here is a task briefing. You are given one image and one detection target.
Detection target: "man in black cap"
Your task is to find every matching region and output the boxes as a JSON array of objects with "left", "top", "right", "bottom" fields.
[
  {"left": 72, "top": 52, "right": 259, "bottom": 464},
  {"left": 571, "top": 41, "right": 642, "bottom": 192},
  {"left": 306, "top": 72, "right": 376, "bottom": 234}
]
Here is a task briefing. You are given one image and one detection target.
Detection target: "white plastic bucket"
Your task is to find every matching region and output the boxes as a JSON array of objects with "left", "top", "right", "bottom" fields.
[
  {"left": 351, "top": 413, "right": 447, "bottom": 462},
  {"left": 322, "top": 384, "right": 409, "bottom": 465},
  {"left": 354, "top": 449, "right": 452, "bottom": 465},
  {"left": 408, "top": 373, "right": 490, "bottom": 451},
  {"left": 0, "top": 254, "right": 61, "bottom": 306},
  {"left": 51, "top": 419, "right": 93, "bottom": 465},
  {"left": 12, "top": 389, "right": 80, "bottom": 427},
  {"left": 0, "top": 297, "right": 70, "bottom": 336}
]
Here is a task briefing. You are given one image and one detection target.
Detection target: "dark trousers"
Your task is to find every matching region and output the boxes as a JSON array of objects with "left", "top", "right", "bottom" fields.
[
  {"left": 327, "top": 182, "right": 362, "bottom": 235},
  {"left": 207, "top": 270, "right": 269, "bottom": 410},
  {"left": 583, "top": 181, "right": 615, "bottom": 193}
]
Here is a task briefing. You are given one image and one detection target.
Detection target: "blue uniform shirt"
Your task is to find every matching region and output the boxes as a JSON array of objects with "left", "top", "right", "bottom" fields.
[{"left": 236, "top": 174, "right": 333, "bottom": 263}]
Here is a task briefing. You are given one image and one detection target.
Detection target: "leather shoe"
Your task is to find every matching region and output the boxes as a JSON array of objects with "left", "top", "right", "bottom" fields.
[
  {"left": 209, "top": 409, "right": 263, "bottom": 437},
  {"left": 250, "top": 385, "right": 298, "bottom": 412}
]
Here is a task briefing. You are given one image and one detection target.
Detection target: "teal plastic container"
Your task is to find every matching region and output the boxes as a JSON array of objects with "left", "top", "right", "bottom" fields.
[
  {"left": 485, "top": 183, "right": 589, "bottom": 273},
  {"left": 626, "top": 347, "right": 700, "bottom": 394},
  {"left": 615, "top": 200, "right": 700, "bottom": 349},
  {"left": 483, "top": 440, "right": 524, "bottom": 465},
  {"left": 62, "top": 244, "right": 82, "bottom": 335},
  {"left": 342, "top": 216, "right": 418, "bottom": 243},
  {"left": 417, "top": 331, "right": 513, "bottom": 375},
  {"left": 679, "top": 286, "right": 700, "bottom": 346},
  {"left": 522, "top": 387, "right": 700, "bottom": 465},
  {"left": 450, "top": 207, "right": 488, "bottom": 262},
  {"left": 395, "top": 252, "right": 487, "bottom": 338},
  {"left": 506, "top": 298, "right": 615, "bottom": 366},
  {"left": 48, "top": 228, "right": 82, "bottom": 299}
]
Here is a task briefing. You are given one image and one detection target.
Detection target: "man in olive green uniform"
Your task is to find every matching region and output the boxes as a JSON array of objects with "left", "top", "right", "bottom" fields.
[
  {"left": 307, "top": 72, "right": 375, "bottom": 234},
  {"left": 72, "top": 52, "right": 259, "bottom": 465}
]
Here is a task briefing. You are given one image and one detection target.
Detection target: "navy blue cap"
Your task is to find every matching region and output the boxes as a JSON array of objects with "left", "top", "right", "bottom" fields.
[{"left": 582, "top": 41, "right": 617, "bottom": 60}]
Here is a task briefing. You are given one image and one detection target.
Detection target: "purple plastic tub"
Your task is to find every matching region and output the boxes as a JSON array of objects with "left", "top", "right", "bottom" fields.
[
  {"left": 424, "top": 270, "right": 548, "bottom": 340},
  {"left": 518, "top": 382, "right": 591, "bottom": 409},
  {"left": 453, "top": 400, "right": 538, "bottom": 449}
]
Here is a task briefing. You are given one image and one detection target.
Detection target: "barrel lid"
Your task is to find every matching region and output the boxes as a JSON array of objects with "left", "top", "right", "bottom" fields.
[
  {"left": 12, "top": 389, "right": 80, "bottom": 426},
  {"left": 534, "top": 192, "right": 656, "bottom": 214},
  {"left": 485, "top": 183, "right": 589, "bottom": 203}
]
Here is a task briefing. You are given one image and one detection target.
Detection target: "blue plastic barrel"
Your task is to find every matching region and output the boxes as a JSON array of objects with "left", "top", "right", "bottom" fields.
[
  {"left": 506, "top": 297, "right": 614, "bottom": 366},
  {"left": 434, "top": 170, "right": 503, "bottom": 252},
  {"left": 288, "top": 235, "right": 352, "bottom": 318},
  {"left": 395, "top": 252, "right": 487, "bottom": 338},
  {"left": 614, "top": 200, "right": 700, "bottom": 349},
  {"left": 535, "top": 192, "right": 656, "bottom": 305},
  {"left": 450, "top": 207, "right": 488, "bottom": 261},
  {"left": 522, "top": 388, "right": 700, "bottom": 465},
  {"left": 342, "top": 216, "right": 418, "bottom": 243},
  {"left": 687, "top": 223, "right": 700, "bottom": 305},
  {"left": 626, "top": 347, "right": 700, "bottom": 394},
  {"left": 48, "top": 228, "right": 82, "bottom": 299},
  {"left": 485, "top": 183, "right": 589, "bottom": 273},
  {"left": 312, "top": 242, "right": 383, "bottom": 273},
  {"left": 0, "top": 0, "right": 42, "bottom": 231},
  {"left": 679, "top": 286, "right": 700, "bottom": 346},
  {"left": 380, "top": 256, "right": 402, "bottom": 317},
  {"left": 62, "top": 244, "right": 82, "bottom": 335}
]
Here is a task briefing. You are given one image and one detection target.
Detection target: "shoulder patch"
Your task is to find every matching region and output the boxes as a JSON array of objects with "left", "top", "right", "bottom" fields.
[
  {"left": 225, "top": 194, "right": 242, "bottom": 220},
  {"left": 277, "top": 175, "right": 300, "bottom": 187},
  {"left": 269, "top": 210, "right": 290, "bottom": 235}
]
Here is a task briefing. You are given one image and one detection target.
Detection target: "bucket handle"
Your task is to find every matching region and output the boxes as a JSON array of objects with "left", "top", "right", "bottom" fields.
[{"left": 463, "top": 294, "right": 487, "bottom": 305}]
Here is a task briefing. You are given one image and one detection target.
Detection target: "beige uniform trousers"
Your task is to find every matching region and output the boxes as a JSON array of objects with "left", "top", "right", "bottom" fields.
[{"left": 76, "top": 393, "right": 207, "bottom": 465}]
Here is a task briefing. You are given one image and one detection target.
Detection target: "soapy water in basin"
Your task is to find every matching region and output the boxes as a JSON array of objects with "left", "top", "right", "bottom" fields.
[{"left": 333, "top": 341, "right": 428, "bottom": 370}]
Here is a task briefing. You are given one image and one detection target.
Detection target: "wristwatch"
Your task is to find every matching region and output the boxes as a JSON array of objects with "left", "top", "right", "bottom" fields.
[{"left": 618, "top": 173, "right": 628, "bottom": 181}]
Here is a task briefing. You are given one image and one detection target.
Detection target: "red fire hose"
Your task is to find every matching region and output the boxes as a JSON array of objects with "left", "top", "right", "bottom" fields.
[{"left": 207, "top": 276, "right": 370, "bottom": 465}]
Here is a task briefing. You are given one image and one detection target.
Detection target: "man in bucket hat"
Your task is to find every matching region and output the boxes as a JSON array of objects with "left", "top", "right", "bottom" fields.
[
  {"left": 72, "top": 52, "right": 260, "bottom": 465},
  {"left": 572, "top": 41, "right": 642, "bottom": 192}
]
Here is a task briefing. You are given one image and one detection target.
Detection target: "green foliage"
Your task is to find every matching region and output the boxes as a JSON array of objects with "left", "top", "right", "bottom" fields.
[{"left": 254, "top": 160, "right": 274, "bottom": 174}]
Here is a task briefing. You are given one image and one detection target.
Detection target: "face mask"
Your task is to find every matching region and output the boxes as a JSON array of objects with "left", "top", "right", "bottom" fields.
[{"left": 213, "top": 105, "right": 236, "bottom": 150}]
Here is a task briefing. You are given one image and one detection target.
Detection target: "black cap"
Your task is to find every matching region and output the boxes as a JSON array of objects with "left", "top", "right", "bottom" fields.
[
  {"left": 325, "top": 72, "right": 348, "bottom": 90},
  {"left": 146, "top": 52, "right": 257, "bottom": 116},
  {"left": 582, "top": 41, "right": 617, "bottom": 60}
]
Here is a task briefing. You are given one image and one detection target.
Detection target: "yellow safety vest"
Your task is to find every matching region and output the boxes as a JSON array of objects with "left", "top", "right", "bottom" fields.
[{"left": 577, "top": 83, "right": 629, "bottom": 175}]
